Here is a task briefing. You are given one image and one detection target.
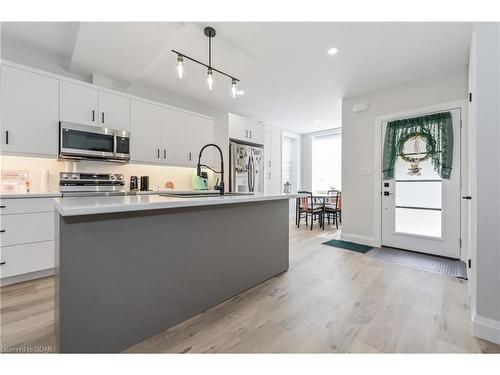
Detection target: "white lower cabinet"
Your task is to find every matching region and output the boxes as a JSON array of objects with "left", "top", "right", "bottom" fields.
[
  {"left": 1, "top": 212, "right": 55, "bottom": 247},
  {"left": 0, "top": 198, "right": 56, "bottom": 284},
  {"left": 0, "top": 242, "right": 55, "bottom": 279}
]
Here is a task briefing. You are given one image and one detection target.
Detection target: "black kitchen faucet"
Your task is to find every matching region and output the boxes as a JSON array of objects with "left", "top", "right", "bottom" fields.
[{"left": 196, "top": 143, "right": 225, "bottom": 195}]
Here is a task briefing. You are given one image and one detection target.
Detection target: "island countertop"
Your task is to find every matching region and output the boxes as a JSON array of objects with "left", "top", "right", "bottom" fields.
[{"left": 54, "top": 192, "right": 301, "bottom": 217}]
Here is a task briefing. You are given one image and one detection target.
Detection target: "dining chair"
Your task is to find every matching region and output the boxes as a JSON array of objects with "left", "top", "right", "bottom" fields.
[
  {"left": 297, "top": 191, "right": 324, "bottom": 230},
  {"left": 324, "top": 190, "right": 341, "bottom": 229}
]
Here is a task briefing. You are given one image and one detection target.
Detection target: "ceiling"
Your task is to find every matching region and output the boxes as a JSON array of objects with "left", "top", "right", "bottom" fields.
[{"left": 1, "top": 22, "right": 472, "bottom": 133}]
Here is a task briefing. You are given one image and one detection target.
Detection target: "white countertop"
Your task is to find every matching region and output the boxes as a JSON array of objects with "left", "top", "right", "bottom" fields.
[
  {"left": 55, "top": 192, "right": 301, "bottom": 217},
  {"left": 0, "top": 191, "right": 62, "bottom": 199}
]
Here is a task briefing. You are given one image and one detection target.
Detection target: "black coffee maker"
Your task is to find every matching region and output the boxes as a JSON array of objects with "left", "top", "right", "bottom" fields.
[{"left": 130, "top": 176, "right": 139, "bottom": 191}]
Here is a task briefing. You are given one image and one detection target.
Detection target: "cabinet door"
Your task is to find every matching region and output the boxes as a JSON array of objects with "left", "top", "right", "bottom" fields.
[
  {"left": 246, "top": 120, "right": 265, "bottom": 145},
  {"left": 264, "top": 129, "right": 273, "bottom": 193},
  {"left": 228, "top": 114, "right": 249, "bottom": 142},
  {"left": 187, "top": 115, "right": 214, "bottom": 167},
  {"left": 130, "top": 100, "right": 162, "bottom": 163},
  {"left": 98, "top": 91, "right": 131, "bottom": 131},
  {"left": 60, "top": 81, "right": 98, "bottom": 126},
  {"left": 0, "top": 66, "right": 59, "bottom": 156},
  {"left": 161, "top": 107, "right": 188, "bottom": 165}
]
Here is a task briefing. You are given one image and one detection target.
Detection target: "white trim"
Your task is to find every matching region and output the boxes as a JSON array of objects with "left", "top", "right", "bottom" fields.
[
  {"left": 1, "top": 59, "right": 214, "bottom": 121},
  {"left": 373, "top": 100, "right": 467, "bottom": 249},
  {"left": 472, "top": 313, "right": 500, "bottom": 345},
  {"left": 340, "top": 232, "right": 377, "bottom": 247}
]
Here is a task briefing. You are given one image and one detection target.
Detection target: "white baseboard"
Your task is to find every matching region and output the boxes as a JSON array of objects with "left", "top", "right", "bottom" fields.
[
  {"left": 340, "top": 232, "right": 378, "bottom": 247},
  {"left": 472, "top": 313, "right": 500, "bottom": 344}
]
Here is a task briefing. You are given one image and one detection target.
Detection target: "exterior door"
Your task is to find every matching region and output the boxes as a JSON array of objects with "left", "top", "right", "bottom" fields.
[{"left": 381, "top": 108, "right": 461, "bottom": 259}]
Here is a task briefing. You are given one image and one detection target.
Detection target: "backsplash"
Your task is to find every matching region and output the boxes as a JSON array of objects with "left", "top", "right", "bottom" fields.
[{"left": 0, "top": 155, "right": 214, "bottom": 192}]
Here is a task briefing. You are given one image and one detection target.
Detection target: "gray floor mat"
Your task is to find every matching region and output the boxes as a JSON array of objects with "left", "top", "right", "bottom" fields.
[{"left": 368, "top": 247, "right": 468, "bottom": 279}]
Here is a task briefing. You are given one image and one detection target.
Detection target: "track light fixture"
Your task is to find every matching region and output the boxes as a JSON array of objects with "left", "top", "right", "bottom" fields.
[{"left": 172, "top": 27, "right": 241, "bottom": 97}]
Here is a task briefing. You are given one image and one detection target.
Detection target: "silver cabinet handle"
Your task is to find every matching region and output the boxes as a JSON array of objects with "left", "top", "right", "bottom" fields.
[
  {"left": 245, "top": 130, "right": 248, "bottom": 138},
  {"left": 5, "top": 131, "right": 9, "bottom": 144},
  {"left": 189, "top": 152, "right": 192, "bottom": 161},
  {"left": 101, "top": 112, "right": 105, "bottom": 124},
  {"left": 0, "top": 205, "right": 5, "bottom": 208},
  {"left": 249, "top": 130, "right": 252, "bottom": 139},
  {"left": 92, "top": 110, "right": 95, "bottom": 122},
  {"left": 0, "top": 229, "right": 5, "bottom": 233},
  {"left": 157, "top": 149, "right": 160, "bottom": 158},
  {"left": 163, "top": 149, "right": 167, "bottom": 159},
  {"left": 0, "top": 261, "right": 5, "bottom": 266}
]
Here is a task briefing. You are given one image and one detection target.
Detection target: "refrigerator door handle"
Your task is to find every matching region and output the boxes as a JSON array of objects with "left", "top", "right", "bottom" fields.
[
  {"left": 250, "top": 156, "right": 255, "bottom": 192},
  {"left": 247, "top": 156, "right": 252, "bottom": 192}
]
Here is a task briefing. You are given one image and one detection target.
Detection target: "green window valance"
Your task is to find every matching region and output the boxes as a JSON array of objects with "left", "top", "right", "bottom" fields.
[{"left": 382, "top": 112, "right": 453, "bottom": 180}]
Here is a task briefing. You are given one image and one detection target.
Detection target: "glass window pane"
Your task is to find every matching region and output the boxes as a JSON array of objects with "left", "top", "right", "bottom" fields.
[
  {"left": 395, "top": 157, "right": 440, "bottom": 180},
  {"left": 396, "top": 181, "right": 442, "bottom": 209},
  {"left": 312, "top": 132, "right": 342, "bottom": 192},
  {"left": 395, "top": 207, "right": 442, "bottom": 238}
]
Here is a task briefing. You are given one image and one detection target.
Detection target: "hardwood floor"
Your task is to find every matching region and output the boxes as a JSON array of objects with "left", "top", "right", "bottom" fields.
[{"left": 1, "top": 223, "right": 499, "bottom": 353}]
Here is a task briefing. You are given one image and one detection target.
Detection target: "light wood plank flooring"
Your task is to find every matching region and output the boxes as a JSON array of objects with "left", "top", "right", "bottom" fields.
[{"left": 1, "top": 224, "right": 499, "bottom": 353}]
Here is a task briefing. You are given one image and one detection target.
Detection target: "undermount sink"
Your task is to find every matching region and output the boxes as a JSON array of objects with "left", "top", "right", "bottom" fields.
[{"left": 160, "top": 192, "right": 254, "bottom": 198}]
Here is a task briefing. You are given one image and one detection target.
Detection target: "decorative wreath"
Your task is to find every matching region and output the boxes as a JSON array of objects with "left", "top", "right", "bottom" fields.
[{"left": 397, "top": 131, "right": 436, "bottom": 163}]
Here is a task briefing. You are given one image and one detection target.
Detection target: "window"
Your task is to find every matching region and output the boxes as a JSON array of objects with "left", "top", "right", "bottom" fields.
[{"left": 312, "top": 131, "right": 342, "bottom": 192}]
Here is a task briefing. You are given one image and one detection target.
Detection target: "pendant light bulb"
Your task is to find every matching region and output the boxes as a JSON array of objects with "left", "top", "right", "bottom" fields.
[
  {"left": 231, "top": 79, "right": 237, "bottom": 98},
  {"left": 177, "top": 55, "right": 184, "bottom": 79},
  {"left": 207, "top": 69, "right": 214, "bottom": 90}
]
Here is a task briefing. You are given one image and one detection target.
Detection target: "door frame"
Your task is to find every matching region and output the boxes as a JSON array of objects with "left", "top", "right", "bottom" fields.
[{"left": 373, "top": 100, "right": 468, "bottom": 261}]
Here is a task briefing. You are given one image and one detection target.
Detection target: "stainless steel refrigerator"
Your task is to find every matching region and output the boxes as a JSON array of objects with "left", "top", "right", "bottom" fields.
[{"left": 229, "top": 141, "right": 265, "bottom": 193}]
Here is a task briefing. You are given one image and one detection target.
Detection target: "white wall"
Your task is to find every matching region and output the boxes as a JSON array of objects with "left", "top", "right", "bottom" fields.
[
  {"left": 469, "top": 23, "right": 500, "bottom": 345},
  {"left": 341, "top": 67, "right": 468, "bottom": 245}
]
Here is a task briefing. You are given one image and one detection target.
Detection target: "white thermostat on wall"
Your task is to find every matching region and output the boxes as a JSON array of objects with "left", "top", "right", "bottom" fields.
[{"left": 353, "top": 102, "right": 369, "bottom": 113}]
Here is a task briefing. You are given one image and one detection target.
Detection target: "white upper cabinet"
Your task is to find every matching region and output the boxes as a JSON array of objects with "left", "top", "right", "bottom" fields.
[
  {"left": 60, "top": 81, "right": 130, "bottom": 131},
  {"left": 60, "top": 81, "right": 98, "bottom": 126},
  {"left": 97, "top": 91, "right": 131, "bottom": 131},
  {"left": 1, "top": 66, "right": 59, "bottom": 156},
  {"left": 228, "top": 113, "right": 265, "bottom": 145},
  {"left": 161, "top": 107, "right": 188, "bottom": 165},
  {"left": 130, "top": 100, "right": 162, "bottom": 163},
  {"left": 187, "top": 115, "right": 214, "bottom": 167}
]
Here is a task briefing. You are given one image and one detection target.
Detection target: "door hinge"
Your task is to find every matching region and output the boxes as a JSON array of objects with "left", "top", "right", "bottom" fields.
[
  {"left": 468, "top": 259, "right": 472, "bottom": 269},
  {"left": 469, "top": 92, "right": 472, "bottom": 102}
]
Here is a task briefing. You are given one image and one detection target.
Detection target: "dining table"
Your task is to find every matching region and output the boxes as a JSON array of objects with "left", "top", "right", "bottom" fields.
[{"left": 295, "top": 191, "right": 340, "bottom": 230}]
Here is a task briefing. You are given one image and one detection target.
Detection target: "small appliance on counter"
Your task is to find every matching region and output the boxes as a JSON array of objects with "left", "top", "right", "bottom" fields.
[
  {"left": 192, "top": 171, "right": 209, "bottom": 190},
  {"left": 59, "top": 172, "right": 125, "bottom": 196},
  {"left": 140, "top": 176, "right": 150, "bottom": 191},
  {"left": 130, "top": 176, "right": 139, "bottom": 191}
]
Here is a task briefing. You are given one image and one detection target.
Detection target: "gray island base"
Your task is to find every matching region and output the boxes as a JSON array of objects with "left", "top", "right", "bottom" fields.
[{"left": 56, "top": 198, "right": 289, "bottom": 353}]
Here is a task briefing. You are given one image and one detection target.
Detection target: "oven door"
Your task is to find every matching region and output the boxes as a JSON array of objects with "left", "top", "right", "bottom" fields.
[{"left": 59, "top": 122, "right": 115, "bottom": 159}]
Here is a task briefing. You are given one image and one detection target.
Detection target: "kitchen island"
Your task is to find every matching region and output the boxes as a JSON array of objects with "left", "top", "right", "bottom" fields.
[{"left": 54, "top": 193, "right": 297, "bottom": 353}]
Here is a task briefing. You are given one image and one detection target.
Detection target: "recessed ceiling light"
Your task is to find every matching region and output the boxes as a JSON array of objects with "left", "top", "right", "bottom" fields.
[
  {"left": 315, "top": 120, "right": 320, "bottom": 124},
  {"left": 327, "top": 47, "right": 338, "bottom": 56},
  {"left": 237, "top": 90, "right": 245, "bottom": 95}
]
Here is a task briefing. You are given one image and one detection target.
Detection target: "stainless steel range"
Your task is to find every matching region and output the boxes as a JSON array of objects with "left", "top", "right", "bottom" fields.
[{"left": 59, "top": 172, "right": 125, "bottom": 196}]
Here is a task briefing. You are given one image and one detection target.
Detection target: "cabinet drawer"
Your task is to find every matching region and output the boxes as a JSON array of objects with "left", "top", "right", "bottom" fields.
[
  {"left": 1, "top": 212, "right": 55, "bottom": 246},
  {"left": 0, "top": 241, "right": 55, "bottom": 278},
  {"left": 0, "top": 198, "right": 55, "bottom": 215}
]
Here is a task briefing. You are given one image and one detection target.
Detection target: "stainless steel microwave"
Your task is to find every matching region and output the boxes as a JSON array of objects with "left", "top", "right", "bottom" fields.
[{"left": 59, "top": 122, "right": 130, "bottom": 162}]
